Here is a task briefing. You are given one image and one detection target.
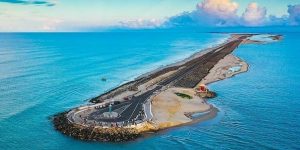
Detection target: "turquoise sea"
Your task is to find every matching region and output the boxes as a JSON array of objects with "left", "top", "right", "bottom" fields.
[{"left": 0, "top": 30, "right": 299, "bottom": 149}]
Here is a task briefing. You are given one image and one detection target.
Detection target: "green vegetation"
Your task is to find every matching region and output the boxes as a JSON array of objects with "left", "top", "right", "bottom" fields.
[{"left": 175, "top": 92, "right": 193, "bottom": 99}]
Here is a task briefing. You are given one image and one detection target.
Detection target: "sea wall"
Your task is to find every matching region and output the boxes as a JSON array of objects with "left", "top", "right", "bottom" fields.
[{"left": 53, "top": 112, "right": 140, "bottom": 142}]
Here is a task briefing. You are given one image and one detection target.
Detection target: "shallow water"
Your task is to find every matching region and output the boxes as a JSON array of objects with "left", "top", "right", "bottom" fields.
[{"left": 0, "top": 31, "right": 299, "bottom": 150}]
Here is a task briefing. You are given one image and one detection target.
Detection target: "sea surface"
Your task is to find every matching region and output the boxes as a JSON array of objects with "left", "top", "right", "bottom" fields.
[{"left": 0, "top": 30, "right": 299, "bottom": 150}]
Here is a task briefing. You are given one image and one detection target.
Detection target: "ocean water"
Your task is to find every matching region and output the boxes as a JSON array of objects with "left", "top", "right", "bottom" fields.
[{"left": 0, "top": 30, "right": 299, "bottom": 150}]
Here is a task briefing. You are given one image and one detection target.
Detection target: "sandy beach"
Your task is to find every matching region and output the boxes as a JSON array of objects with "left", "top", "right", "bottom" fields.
[{"left": 141, "top": 53, "right": 249, "bottom": 131}]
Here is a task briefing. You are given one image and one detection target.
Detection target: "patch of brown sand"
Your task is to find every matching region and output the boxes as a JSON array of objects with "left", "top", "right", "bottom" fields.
[{"left": 150, "top": 87, "right": 210, "bottom": 129}]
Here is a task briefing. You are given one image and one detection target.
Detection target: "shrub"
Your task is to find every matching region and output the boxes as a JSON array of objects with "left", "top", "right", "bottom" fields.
[{"left": 175, "top": 92, "right": 193, "bottom": 99}]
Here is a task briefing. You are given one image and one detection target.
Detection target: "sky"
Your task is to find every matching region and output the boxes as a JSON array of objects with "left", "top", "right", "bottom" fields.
[{"left": 0, "top": 0, "right": 299, "bottom": 32}]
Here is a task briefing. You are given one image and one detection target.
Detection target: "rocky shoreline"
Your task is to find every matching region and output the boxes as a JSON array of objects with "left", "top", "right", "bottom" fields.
[{"left": 53, "top": 112, "right": 140, "bottom": 142}]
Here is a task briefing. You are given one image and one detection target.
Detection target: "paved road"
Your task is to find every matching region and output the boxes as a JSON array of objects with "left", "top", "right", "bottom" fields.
[{"left": 87, "top": 37, "right": 246, "bottom": 123}]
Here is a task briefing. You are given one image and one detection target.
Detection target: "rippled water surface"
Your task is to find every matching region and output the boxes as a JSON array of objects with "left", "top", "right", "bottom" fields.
[{"left": 0, "top": 31, "right": 299, "bottom": 150}]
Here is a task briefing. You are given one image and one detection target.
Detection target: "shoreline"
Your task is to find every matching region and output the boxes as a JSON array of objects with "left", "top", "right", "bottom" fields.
[
  {"left": 142, "top": 54, "right": 250, "bottom": 132},
  {"left": 53, "top": 33, "right": 282, "bottom": 142}
]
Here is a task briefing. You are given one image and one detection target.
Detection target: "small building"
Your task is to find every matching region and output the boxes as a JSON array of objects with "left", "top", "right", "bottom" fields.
[
  {"left": 196, "top": 84, "right": 208, "bottom": 93},
  {"left": 195, "top": 84, "right": 216, "bottom": 98}
]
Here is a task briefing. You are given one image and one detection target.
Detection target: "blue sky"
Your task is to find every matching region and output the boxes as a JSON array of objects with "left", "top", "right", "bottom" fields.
[{"left": 0, "top": 0, "right": 299, "bottom": 31}]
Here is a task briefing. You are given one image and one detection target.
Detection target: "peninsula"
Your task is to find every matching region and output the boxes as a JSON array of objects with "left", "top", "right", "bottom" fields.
[{"left": 53, "top": 34, "right": 281, "bottom": 142}]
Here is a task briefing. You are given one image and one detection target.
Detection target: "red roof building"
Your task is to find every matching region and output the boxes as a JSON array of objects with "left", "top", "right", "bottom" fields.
[{"left": 196, "top": 84, "right": 208, "bottom": 93}]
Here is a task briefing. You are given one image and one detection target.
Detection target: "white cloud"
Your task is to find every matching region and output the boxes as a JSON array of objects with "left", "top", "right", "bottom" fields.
[
  {"left": 1, "top": 0, "right": 300, "bottom": 31},
  {"left": 165, "top": 0, "right": 240, "bottom": 27},
  {"left": 197, "top": 0, "right": 239, "bottom": 19},
  {"left": 41, "top": 18, "right": 62, "bottom": 31},
  {"left": 242, "top": 3, "right": 267, "bottom": 26},
  {"left": 165, "top": 0, "right": 300, "bottom": 28},
  {"left": 119, "top": 18, "right": 165, "bottom": 29}
]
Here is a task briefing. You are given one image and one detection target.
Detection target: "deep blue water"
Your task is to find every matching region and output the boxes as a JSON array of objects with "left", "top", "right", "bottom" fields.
[{"left": 0, "top": 31, "right": 299, "bottom": 149}]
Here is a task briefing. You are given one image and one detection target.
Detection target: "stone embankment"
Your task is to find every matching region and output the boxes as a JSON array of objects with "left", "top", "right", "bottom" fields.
[{"left": 53, "top": 112, "right": 140, "bottom": 142}]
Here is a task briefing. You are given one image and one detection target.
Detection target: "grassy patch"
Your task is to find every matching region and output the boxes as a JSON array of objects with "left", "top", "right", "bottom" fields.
[{"left": 175, "top": 92, "right": 193, "bottom": 99}]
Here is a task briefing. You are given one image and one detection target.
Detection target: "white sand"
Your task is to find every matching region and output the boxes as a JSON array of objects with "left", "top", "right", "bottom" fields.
[
  {"left": 200, "top": 54, "right": 248, "bottom": 85},
  {"left": 150, "top": 87, "right": 210, "bottom": 129}
]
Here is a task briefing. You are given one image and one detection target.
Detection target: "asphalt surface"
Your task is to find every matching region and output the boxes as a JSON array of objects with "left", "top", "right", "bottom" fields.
[{"left": 87, "top": 37, "right": 246, "bottom": 123}]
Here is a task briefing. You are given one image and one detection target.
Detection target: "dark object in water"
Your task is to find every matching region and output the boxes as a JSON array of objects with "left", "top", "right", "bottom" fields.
[{"left": 101, "top": 77, "right": 107, "bottom": 82}]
